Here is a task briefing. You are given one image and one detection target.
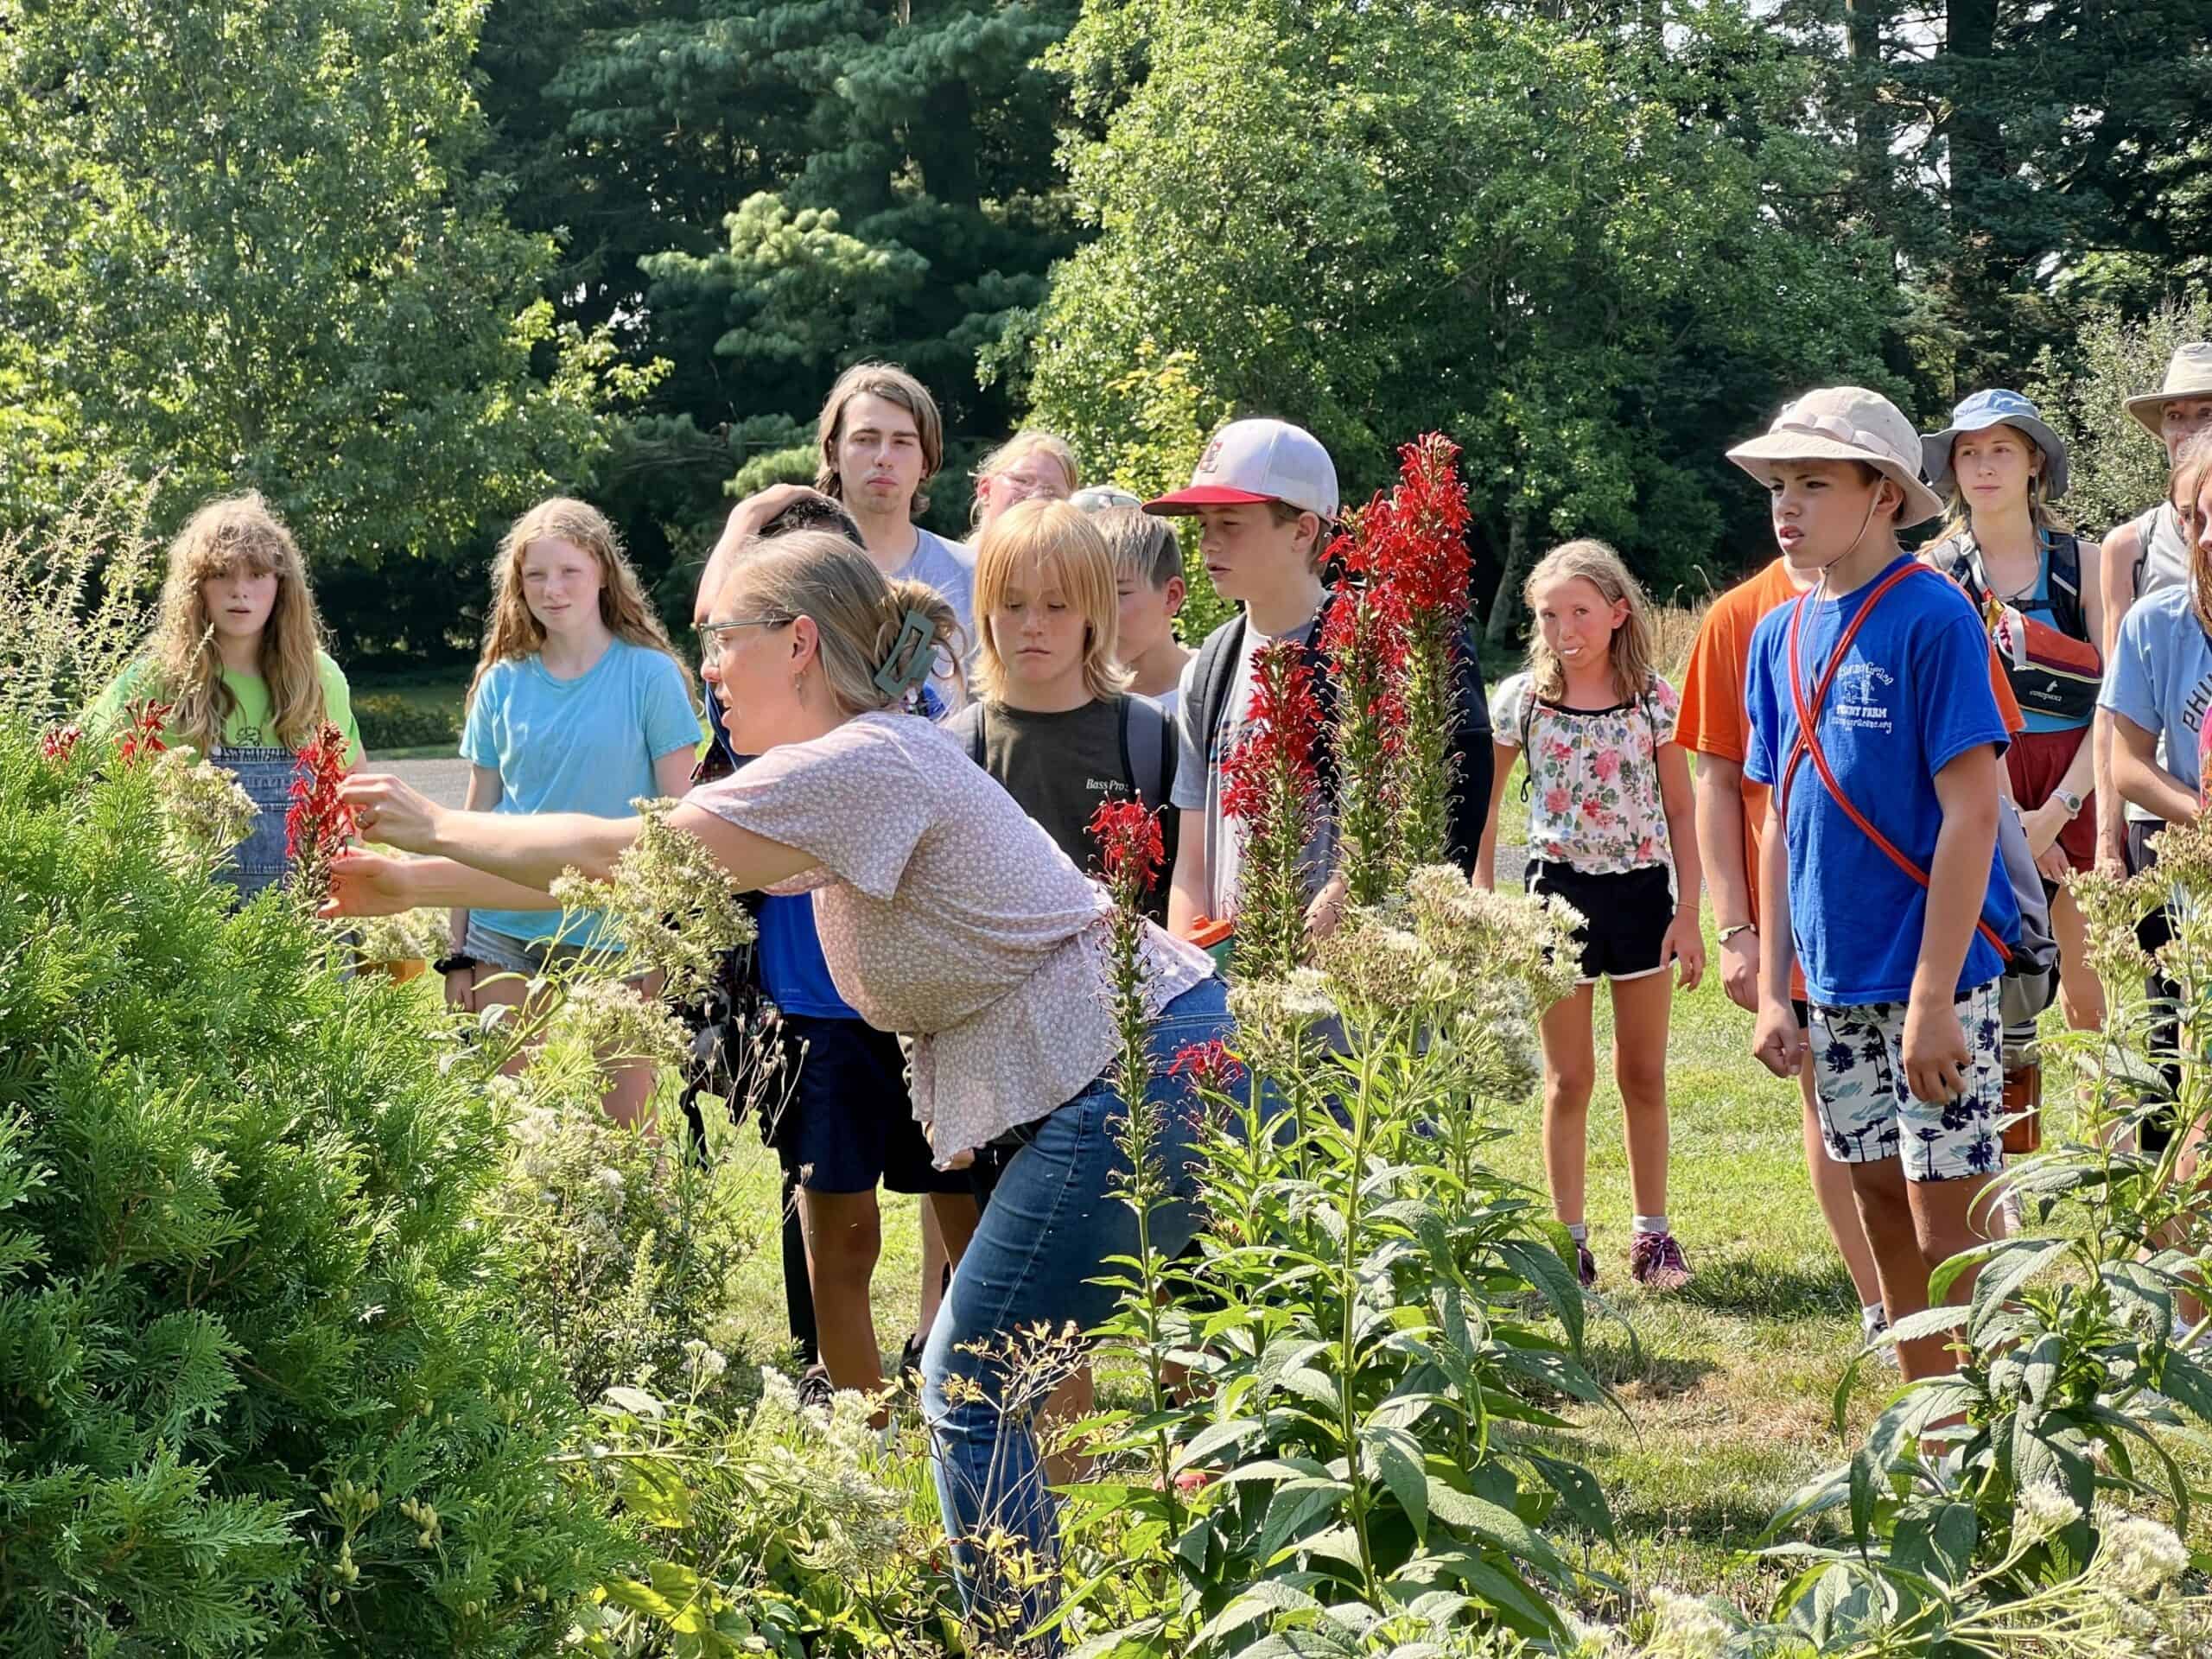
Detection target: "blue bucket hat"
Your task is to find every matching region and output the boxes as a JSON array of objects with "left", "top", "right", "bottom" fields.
[{"left": 1921, "top": 389, "right": 2069, "bottom": 500}]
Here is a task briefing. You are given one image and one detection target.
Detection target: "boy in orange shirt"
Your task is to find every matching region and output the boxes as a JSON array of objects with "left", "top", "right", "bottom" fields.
[{"left": 1675, "top": 556, "right": 2026, "bottom": 1349}]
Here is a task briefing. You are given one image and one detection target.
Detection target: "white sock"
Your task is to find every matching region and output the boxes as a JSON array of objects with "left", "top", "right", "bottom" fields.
[
  {"left": 1632, "top": 1213, "right": 1669, "bottom": 1237},
  {"left": 1565, "top": 1221, "right": 1588, "bottom": 1244}
]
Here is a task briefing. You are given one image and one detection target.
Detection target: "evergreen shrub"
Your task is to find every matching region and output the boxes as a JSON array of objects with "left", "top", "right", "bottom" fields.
[{"left": 0, "top": 721, "right": 623, "bottom": 1655}]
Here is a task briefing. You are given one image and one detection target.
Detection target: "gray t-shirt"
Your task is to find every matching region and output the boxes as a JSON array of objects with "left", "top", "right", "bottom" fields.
[
  {"left": 1170, "top": 613, "right": 1338, "bottom": 920},
  {"left": 892, "top": 526, "right": 978, "bottom": 702}
]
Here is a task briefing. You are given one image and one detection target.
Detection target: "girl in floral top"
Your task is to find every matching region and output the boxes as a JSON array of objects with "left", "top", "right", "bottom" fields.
[{"left": 1476, "top": 539, "right": 1705, "bottom": 1291}]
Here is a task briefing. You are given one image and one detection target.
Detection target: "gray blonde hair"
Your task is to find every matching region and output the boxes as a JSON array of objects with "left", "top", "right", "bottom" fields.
[{"left": 722, "top": 530, "right": 963, "bottom": 715}]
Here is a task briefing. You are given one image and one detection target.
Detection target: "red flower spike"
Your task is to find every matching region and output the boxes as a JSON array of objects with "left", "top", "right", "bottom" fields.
[
  {"left": 1221, "top": 641, "right": 1321, "bottom": 826},
  {"left": 1168, "top": 1039, "right": 1243, "bottom": 1091},
  {"left": 117, "top": 699, "right": 172, "bottom": 768},
  {"left": 1087, "top": 798, "right": 1164, "bottom": 893},
  {"left": 284, "top": 721, "right": 357, "bottom": 897},
  {"left": 40, "top": 725, "right": 82, "bottom": 766}
]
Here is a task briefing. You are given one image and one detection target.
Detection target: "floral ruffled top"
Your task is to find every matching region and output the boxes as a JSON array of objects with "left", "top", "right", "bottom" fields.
[{"left": 1491, "top": 670, "right": 1679, "bottom": 874}]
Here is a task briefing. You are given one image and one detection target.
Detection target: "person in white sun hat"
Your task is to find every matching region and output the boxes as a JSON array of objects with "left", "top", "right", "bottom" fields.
[
  {"left": 1730, "top": 385, "right": 2023, "bottom": 1385},
  {"left": 2096, "top": 341, "right": 2212, "bottom": 882}
]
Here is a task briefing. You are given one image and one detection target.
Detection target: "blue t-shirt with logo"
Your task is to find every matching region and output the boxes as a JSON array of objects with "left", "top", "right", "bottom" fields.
[
  {"left": 2099, "top": 583, "right": 2212, "bottom": 802},
  {"left": 461, "top": 639, "right": 701, "bottom": 949},
  {"left": 1743, "top": 556, "right": 2019, "bottom": 1007}
]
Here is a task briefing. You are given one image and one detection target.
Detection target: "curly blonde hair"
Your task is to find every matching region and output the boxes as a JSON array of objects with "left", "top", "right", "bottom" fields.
[
  {"left": 1522, "top": 538, "right": 1657, "bottom": 706},
  {"left": 2174, "top": 430, "right": 2212, "bottom": 639},
  {"left": 467, "top": 498, "right": 694, "bottom": 709},
  {"left": 146, "top": 492, "right": 333, "bottom": 753}
]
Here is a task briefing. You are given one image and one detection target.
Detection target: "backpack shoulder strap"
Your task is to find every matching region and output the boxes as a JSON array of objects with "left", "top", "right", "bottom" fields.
[
  {"left": 1924, "top": 532, "right": 1986, "bottom": 604},
  {"left": 1122, "top": 696, "right": 1173, "bottom": 812},
  {"left": 1193, "top": 615, "right": 1248, "bottom": 762},
  {"left": 2044, "top": 531, "right": 2088, "bottom": 643},
  {"left": 957, "top": 701, "right": 987, "bottom": 767}
]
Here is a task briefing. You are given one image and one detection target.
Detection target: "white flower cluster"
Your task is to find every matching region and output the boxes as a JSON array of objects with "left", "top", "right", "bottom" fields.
[
  {"left": 2013, "top": 1478, "right": 2082, "bottom": 1548},
  {"left": 547, "top": 796, "right": 754, "bottom": 1001},
  {"left": 1642, "top": 1586, "right": 1731, "bottom": 1659},
  {"left": 537, "top": 976, "right": 693, "bottom": 1075},
  {"left": 146, "top": 747, "right": 256, "bottom": 877},
  {"left": 2092, "top": 1509, "right": 2190, "bottom": 1599}
]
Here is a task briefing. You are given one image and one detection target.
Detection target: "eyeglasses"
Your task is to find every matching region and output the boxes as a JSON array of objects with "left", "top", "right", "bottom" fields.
[{"left": 696, "top": 615, "right": 792, "bottom": 652}]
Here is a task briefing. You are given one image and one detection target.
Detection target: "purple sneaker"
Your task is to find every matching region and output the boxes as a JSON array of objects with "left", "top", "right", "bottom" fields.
[
  {"left": 1628, "top": 1230, "right": 1693, "bottom": 1291},
  {"left": 1574, "top": 1242, "right": 1597, "bottom": 1290}
]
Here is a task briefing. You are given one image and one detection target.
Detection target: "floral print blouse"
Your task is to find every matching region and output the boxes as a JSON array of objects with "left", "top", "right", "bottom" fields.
[{"left": 1491, "top": 671, "right": 1680, "bottom": 874}]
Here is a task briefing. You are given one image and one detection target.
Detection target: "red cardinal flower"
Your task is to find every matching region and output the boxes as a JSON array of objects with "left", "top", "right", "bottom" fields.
[
  {"left": 1087, "top": 798, "right": 1165, "bottom": 894},
  {"left": 285, "top": 720, "right": 357, "bottom": 900},
  {"left": 1168, "top": 1039, "right": 1244, "bottom": 1090},
  {"left": 116, "top": 700, "right": 172, "bottom": 768},
  {"left": 1220, "top": 641, "right": 1321, "bottom": 825},
  {"left": 40, "top": 724, "right": 83, "bottom": 766}
]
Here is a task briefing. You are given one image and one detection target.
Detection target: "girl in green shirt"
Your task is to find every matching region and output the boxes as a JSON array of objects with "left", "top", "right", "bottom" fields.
[{"left": 91, "top": 492, "right": 360, "bottom": 897}]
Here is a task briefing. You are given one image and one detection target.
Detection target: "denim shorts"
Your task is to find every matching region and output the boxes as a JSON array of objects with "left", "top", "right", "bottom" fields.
[{"left": 462, "top": 918, "right": 600, "bottom": 977}]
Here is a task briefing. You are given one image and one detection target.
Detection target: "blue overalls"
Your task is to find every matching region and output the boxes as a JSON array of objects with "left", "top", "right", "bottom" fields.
[{"left": 209, "top": 744, "right": 304, "bottom": 900}]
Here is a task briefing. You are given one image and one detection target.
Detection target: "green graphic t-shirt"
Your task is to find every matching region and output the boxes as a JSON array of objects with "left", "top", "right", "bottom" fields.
[{"left": 88, "top": 652, "right": 362, "bottom": 764}]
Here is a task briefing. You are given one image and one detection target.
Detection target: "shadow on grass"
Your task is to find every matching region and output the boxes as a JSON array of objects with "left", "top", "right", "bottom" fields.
[
  {"left": 1579, "top": 1327, "right": 1718, "bottom": 1397},
  {"left": 1670, "top": 1251, "right": 1862, "bottom": 1324}
]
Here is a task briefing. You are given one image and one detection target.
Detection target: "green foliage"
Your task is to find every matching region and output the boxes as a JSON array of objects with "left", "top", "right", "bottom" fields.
[
  {"left": 1031, "top": 0, "right": 1903, "bottom": 640},
  {"left": 352, "top": 694, "right": 461, "bottom": 753},
  {"left": 568, "top": 1368, "right": 963, "bottom": 1657},
  {"left": 487, "top": 1086, "right": 759, "bottom": 1419},
  {"left": 0, "top": 720, "right": 624, "bottom": 1655},
  {"left": 0, "top": 0, "right": 652, "bottom": 652},
  {"left": 2026, "top": 294, "right": 2212, "bottom": 540},
  {"left": 1057, "top": 875, "right": 1611, "bottom": 1653},
  {"left": 476, "top": 0, "right": 1084, "bottom": 575},
  {"left": 0, "top": 471, "right": 162, "bottom": 729}
]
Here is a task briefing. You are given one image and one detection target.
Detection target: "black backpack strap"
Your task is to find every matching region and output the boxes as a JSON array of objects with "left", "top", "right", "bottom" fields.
[
  {"left": 1193, "top": 614, "right": 1248, "bottom": 765},
  {"left": 968, "top": 701, "right": 988, "bottom": 767},
  {"left": 1924, "top": 532, "right": 1986, "bottom": 606},
  {"left": 2044, "top": 531, "right": 2088, "bottom": 644}
]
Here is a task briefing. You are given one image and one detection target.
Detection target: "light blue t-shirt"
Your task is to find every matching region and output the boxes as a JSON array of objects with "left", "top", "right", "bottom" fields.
[
  {"left": 2099, "top": 583, "right": 2212, "bottom": 803},
  {"left": 1745, "top": 556, "right": 2019, "bottom": 1007},
  {"left": 896, "top": 526, "right": 977, "bottom": 687},
  {"left": 461, "top": 639, "right": 700, "bottom": 949}
]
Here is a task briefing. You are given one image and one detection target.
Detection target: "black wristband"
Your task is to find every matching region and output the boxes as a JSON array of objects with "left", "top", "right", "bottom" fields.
[{"left": 434, "top": 953, "right": 478, "bottom": 976}]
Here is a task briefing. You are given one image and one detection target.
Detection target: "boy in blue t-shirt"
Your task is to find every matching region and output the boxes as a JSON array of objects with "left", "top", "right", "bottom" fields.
[{"left": 1731, "top": 386, "right": 2022, "bottom": 1383}]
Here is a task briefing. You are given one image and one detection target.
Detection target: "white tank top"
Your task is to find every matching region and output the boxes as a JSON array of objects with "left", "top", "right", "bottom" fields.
[{"left": 2123, "top": 503, "right": 2190, "bottom": 822}]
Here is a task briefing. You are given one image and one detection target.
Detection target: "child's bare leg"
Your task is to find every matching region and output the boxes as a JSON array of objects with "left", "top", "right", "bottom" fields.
[
  {"left": 1802, "top": 1065, "right": 1885, "bottom": 1310},
  {"left": 1539, "top": 985, "right": 1599, "bottom": 1226},
  {"left": 1609, "top": 970, "right": 1674, "bottom": 1219}
]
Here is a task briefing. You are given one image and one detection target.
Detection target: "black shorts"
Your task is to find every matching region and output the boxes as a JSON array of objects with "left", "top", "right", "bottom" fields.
[
  {"left": 2126, "top": 820, "right": 2180, "bottom": 1155},
  {"left": 1525, "top": 861, "right": 1674, "bottom": 984},
  {"left": 765, "top": 1014, "right": 970, "bottom": 1196}
]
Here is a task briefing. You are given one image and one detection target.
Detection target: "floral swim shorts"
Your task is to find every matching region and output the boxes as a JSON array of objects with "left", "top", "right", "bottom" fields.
[{"left": 1807, "top": 980, "right": 2004, "bottom": 1184}]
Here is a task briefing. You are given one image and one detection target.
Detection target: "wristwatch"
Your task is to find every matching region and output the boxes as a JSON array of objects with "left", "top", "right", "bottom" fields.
[
  {"left": 2053, "top": 787, "right": 2084, "bottom": 818},
  {"left": 1716, "top": 923, "right": 1757, "bottom": 945},
  {"left": 434, "top": 952, "right": 478, "bottom": 976}
]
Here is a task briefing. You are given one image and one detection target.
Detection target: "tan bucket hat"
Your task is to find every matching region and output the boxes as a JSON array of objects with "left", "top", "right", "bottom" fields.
[
  {"left": 1726, "top": 385, "right": 1946, "bottom": 527},
  {"left": 2124, "top": 342, "right": 2212, "bottom": 439}
]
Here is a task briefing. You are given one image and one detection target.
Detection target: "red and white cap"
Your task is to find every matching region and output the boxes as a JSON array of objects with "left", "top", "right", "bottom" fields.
[{"left": 1144, "top": 418, "right": 1339, "bottom": 518}]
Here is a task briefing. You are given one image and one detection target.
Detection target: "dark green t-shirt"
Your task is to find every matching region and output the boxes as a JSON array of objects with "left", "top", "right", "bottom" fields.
[{"left": 951, "top": 698, "right": 1134, "bottom": 878}]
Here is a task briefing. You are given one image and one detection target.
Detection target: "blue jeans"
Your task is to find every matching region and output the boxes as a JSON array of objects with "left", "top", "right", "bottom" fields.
[
  {"left": 212, "top": 745, "right": 303, "bottom": 901},
  {"left": 920, "top": 976, "right": 1241, "bottom": 1642}
]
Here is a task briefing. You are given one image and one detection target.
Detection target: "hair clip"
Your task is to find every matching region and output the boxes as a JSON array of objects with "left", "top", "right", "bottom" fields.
[{"left": 871, "top": 608, "right": 940, "bottom": 699}]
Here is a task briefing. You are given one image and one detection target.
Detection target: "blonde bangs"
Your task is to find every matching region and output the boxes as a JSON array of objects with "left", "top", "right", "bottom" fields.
[
  {"left": 149, "top": 493, "right": 331, "bottom": 752},
  {"left": 973, "top": 500, "right": 1130, "bottom": 705}
]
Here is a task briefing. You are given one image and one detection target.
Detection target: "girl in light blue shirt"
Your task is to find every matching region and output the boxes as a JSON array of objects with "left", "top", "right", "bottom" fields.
[{"left": 450, "top": 497, "right": 700, "bottom": 1129}]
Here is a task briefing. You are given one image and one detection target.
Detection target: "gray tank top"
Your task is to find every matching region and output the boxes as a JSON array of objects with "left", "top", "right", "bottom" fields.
[{"left": 2123, "top": 503, "right": 2190, "bottom": 821}]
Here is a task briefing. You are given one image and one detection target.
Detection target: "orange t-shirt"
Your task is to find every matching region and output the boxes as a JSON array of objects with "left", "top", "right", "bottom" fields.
[{"left": 1673, "top": 557, "right": 2024, "bottom": 940}]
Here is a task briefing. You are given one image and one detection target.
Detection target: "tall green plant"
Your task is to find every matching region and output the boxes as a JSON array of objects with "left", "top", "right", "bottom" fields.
[
  {"left": 0, "top": 717, "right": 626, "bottom": 1654},
  {"left": 1059, "top": 868, "right": 1607, "bottom": 1654}
]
